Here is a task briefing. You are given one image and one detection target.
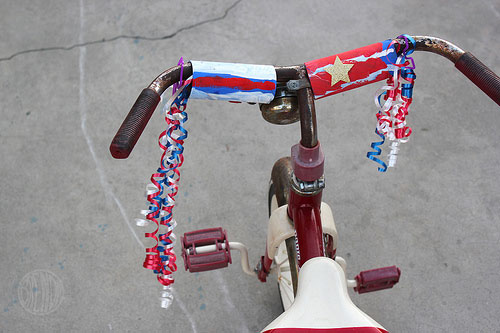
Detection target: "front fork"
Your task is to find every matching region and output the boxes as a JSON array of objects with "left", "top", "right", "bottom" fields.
[
  {"left": 288, "top": 185, "right": 324, "bottom": 267},
  {"left": 287, "top": 140, "right": 326, "bottom": 267},
  {"left": 257, "top": 141, "right": 327, "bottom": 281}
]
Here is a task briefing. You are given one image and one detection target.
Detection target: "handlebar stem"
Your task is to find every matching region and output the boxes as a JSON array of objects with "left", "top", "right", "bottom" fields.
[{"left": 296, "top": 67, "right": 318, "bottom": 148}]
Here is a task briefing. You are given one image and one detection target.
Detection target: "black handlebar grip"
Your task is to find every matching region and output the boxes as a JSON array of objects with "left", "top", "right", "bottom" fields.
[
  {"left": 110, "top": 88, "right": 161, "bottom": 159},
  {"left": 455, "top": 52, "right": 500, "bottom": 106}
]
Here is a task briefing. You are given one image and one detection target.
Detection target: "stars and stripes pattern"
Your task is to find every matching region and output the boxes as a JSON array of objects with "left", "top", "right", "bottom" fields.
[{"left": 305, "top": 40, "right": 398, "bottom": 99}]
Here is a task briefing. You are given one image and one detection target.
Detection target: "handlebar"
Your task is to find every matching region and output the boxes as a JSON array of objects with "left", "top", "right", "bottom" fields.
[
  {"left": 110, "top": 65, "right": 193, "bottom": 158},
  {"left": 110, "top": 36, "right": 500, "bottom": 159},
  {"left": 411, "top": 36, "right": 500, "bottom": 105}
]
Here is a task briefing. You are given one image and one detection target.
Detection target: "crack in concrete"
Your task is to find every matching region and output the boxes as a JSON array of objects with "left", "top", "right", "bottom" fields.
[{"left": 0, "top": 0, "right": 241, "bottom": 62}]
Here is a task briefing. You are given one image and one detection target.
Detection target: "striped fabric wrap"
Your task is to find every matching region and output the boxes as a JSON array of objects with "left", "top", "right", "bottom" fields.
[{"left": 189, "top": 61, "right": 277, "bottom": 104}]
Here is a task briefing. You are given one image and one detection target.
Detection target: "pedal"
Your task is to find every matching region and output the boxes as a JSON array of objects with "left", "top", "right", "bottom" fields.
[
  {"left": 354, "top": 265, "right": 401, "bottom": 294},
  {"left": 181, "top": 227, "right": 232, "bottom": 273}
]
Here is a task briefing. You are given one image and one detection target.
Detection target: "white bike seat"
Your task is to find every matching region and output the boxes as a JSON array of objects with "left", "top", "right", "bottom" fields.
[{"left": 262, "top": 257, "right": 387, "bottom": 332}]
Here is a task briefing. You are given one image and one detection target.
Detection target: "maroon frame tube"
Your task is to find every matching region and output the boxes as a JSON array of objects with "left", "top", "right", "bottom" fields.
[
  {"left": 287, "top": 189, "right": 325, "bottom": 267},
  {"left": 257, "top": 181, "right": 325, "bottom": 282}
]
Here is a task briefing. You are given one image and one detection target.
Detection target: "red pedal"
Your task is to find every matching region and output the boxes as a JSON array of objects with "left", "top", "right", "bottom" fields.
[
  {"left": 354, "top": 266, "right": 401, "bottom": 294},
  {"left": 181, "top": 227, "right": 232, "bottom": 273}
]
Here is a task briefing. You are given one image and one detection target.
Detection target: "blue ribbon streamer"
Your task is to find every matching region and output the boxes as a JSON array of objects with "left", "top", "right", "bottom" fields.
[
  {"left": 401, "top": 68, "right": 416, "bottom": 98},
  {"left": 366, "top": 128, "right": 388, "bottom": 172},
  {"left": 367, "top": 35, "right": 417, "bottom": 172},
  {"left": 146, "top": 85, "right": 190, "bottom": 273}
]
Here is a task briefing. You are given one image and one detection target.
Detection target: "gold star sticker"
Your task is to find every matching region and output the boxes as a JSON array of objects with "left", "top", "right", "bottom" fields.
[{"left": 324, "top": 56, "right": 354, "bottom": 86}]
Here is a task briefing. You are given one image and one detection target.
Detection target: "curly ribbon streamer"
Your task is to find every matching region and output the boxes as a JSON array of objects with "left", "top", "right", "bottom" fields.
[
  {"left": 366, "top": 128, "right": 388, "bottom": 172},
  {"left": 135, "top": 57, "right": 191, "bottom": 308},
  {"left": 367, "top": 36, "right": 416, "bottom": 171}
]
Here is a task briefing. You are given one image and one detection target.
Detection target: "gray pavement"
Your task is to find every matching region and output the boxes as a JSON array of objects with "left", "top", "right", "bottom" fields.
[{"left": 1, "top": 0, "right": 499, "bottom": 332}]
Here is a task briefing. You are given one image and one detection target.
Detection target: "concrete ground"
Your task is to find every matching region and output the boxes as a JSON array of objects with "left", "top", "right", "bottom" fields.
[{"left": 1, "top": 0, "right": 499, "bottom": 332}]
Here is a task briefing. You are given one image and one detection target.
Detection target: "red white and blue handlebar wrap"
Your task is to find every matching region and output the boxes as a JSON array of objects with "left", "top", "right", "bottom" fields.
[
  {"left": 305, "top": 40, "right": 398, "bottom": 100},
  {"left": 189, "top": 61, "right": 277, "bottom": 103}
]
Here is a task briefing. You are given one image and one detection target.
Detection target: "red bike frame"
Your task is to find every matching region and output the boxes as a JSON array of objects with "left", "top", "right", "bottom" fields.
[{"left": 288, "top": 188, "right": 324, "bottom": 266}]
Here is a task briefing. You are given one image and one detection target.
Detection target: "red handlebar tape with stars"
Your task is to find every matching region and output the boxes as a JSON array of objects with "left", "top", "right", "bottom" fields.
[{"left": 305, "top": 40, "right": 398, "bottom": 100}]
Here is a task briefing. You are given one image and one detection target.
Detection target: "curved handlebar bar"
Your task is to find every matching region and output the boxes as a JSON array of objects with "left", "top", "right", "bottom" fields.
[
  {"left": 412, "top": 36, "right": 500, "bottom": 105},
  {"left": 110, "top": 36, "right": 500, "bottom": 159}
]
